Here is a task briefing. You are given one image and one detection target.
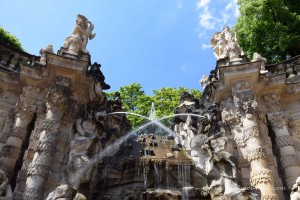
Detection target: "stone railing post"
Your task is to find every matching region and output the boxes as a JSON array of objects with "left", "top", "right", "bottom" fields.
[
  {"left": 0, "top": 86, "right": 40, "bottom": 180},
  {"left": 24, "top": 77, "right": 70, "bottom": 200}
]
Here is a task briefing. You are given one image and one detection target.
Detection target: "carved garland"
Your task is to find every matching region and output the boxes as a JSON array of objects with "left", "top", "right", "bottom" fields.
[
  {"left": 250, "top": 169, "right": 274, "bottom": 186},
  {"left": 243, "top": 126, "right": 260, "bottom": 141},
  {"left": 247, "top": 147, "right": 266, "bottom": 162}
]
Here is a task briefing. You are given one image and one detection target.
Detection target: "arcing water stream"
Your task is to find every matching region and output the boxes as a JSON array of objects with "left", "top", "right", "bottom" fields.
[{"left": 69, "top": 103, "right": 205, "bottom": 199}]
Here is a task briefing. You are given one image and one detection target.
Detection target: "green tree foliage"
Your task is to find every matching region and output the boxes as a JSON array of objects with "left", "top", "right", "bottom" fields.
[
  {"left": 106, "top": 83, "right": 201, "bottom": 129},
  {"left": 236, "top": 0, "right": 300, "bottom": 63},
  {"left": 0, "top": 27, "right": 24, "bottom": 51},
  {"left": 152, "top": 87, "right": 201, "bottom": 126}
]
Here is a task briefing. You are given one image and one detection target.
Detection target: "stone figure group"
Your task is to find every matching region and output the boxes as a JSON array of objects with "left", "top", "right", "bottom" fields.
[{"left": 210, "top": 25, "right": 243, "bottom": 61}]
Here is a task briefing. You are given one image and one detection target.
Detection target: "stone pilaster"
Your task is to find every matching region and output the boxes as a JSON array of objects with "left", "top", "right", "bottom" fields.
[
  {"left": 0, "top": 86, "right": 40, "bottom": 179},
  {"left": 24, "top": 77, "right": 70, "bottom": 200},
  {"left": 221, "top": 82, "right": 279, "bottom": 199},
  {"left": 267, "top": 112, "right": 300, "bottom": 189}
]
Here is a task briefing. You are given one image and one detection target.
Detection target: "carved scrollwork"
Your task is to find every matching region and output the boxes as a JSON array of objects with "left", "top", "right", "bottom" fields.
[
  {"left": 280, "top": 155, "right": 300, "bottom": 169},
  {"left": 232, "top": 81, "right": 252, "bottom": 94},
  {"left": 55, "top": 76, "right": 72, "bottom": 88},
  {"left": 221, "top": 97, "right": 240, "bottom": 125},
  {"left": 275, "top": 135, "right": 294, "bottom": 148},
  {"left": 250, "top": 169, "right": 274, "bottom": 186},
  {"left": 232, "top": 82, "right": 257, "bottom": 113},
  {"left": 247, "top": 147, "right": 266, "bottom": 162},
  {"left": 27, "top": 163, "right": 50, "bottom": 178},
  {"left": 233, "top": 134, "right": 246, "bottom": 147}
]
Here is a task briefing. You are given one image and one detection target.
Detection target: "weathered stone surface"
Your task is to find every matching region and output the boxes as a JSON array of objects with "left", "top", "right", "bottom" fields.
[{"left": 0, "top": 18, "right": 300, "bottom": 200}]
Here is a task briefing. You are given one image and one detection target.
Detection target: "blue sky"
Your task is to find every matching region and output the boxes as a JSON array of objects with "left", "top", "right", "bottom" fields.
[{"left": 0, "top": 0, "right": 239, "bottom": 94}]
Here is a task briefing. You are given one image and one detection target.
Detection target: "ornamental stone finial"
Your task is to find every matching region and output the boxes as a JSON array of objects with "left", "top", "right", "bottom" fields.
[{"left": 63, "top": 14, "right": 96, "bottom": 55}]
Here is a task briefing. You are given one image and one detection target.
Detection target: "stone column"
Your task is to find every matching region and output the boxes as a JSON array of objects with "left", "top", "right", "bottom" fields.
[
  {"left": 267, "top": 112, "right": 300, "bottom": 189},
  {"left": 0, "top": 86, "right": 40, "bottom": 179},
  {"left": 221, "top": 82, "right": 279, "bottom": 199},
  {"left": 24, "top": 77, "right": 70, "bottom": 200}
]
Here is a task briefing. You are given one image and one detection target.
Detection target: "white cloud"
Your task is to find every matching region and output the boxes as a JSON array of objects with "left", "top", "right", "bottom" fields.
[
  {"left": 226, "top": 0, "right": 240, "bottom": 17},
  {"left": 196, "top": 0, "right": 211, "bottom": 10},
  {"left": 222, "top": 13, "right": 230, "bottom": 24},
  {"left": 177, "top": 2, "right": 183, "bottom": 9},
  {"left": 199, "top": 7, "right": 216, "bottom": 29},
  {"left": 202, "top": 43, "right": 211, "bottom": 49}
]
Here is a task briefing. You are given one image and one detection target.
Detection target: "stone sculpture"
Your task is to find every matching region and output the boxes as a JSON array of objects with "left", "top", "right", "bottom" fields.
[
  {"left": 64, "top": 14, "right": 96, "bottom": 55},
  {"left": 210, "top": 25, "right": 243, "bottom": 61},
  {"left": 251, "top": 52, "right": 268, "bottom": 74},
  {"left": 200, "top": 74, "right": 209, "bottom": 89},
  {"left": 173, "top": 90, "right": 258, "bottom": 199},
  {"left": 39, "top": 44, "right": 53, "bottom": 64},
  {"left": 291, "top": 177, "right": 300, "bottom": 200}
]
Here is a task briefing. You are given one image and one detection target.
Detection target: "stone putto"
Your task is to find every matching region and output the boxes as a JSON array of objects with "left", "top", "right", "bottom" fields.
[{"left": 64, "top": 14, "right": 96, "bottom": 55}]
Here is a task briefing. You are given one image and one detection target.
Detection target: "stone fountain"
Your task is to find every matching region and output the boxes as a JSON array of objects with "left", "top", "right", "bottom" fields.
[{"left": 0, "top": 14, "right": 300, "bottom": 200}]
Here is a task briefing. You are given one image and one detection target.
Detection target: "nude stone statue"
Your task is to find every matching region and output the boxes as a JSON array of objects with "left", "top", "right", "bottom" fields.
[
  {"left": 210, "top": 25, "right": 243, "bottom": 61},
  {"left": 64, "top": 14, "right": 96, "bottom": 55}
]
